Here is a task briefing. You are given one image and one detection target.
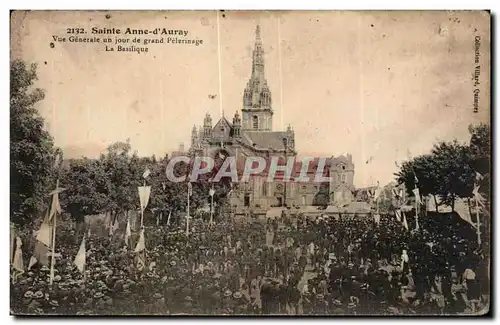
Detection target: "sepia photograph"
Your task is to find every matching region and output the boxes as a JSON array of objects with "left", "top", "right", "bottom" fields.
[{"left": 9, "top": 10, "right": 491, "bottom": 316}]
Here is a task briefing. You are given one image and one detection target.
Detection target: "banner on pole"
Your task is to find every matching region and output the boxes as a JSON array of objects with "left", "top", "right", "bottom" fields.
[
  {"left": 74, "top": 236, "right": 86, "bottom": 273},
  {"left": 138, "top": 186, "right": 152, "bottom": 212}
]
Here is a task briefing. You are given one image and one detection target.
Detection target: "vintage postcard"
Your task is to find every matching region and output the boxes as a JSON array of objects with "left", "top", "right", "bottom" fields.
[{"left": 10, "top": 10, "right": 490, "bottom": 316}]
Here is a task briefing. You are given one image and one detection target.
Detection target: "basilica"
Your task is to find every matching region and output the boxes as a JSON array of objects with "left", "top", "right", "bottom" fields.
[{"left": 189, "top": 25, "right": 356, "bottom": 216}]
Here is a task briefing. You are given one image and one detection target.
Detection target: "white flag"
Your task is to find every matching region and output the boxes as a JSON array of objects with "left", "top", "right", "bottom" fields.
[
  {"left": 137, "top": 253, "right": 146, "bottom": 271},
  {"left": 209, "top": 188, "right": 215, "bottom": 197},
  {"left": 135, "top": 229, "right": 146, "bottom": 253},
  {"left": 48, "top": 185, "right": 65, "bottom": 221},
  {"left": 109, "top": 216, "right": 119, "bottom": 236},
  {"left": 403, "top": 213, "right": 409, "bottom": 231},
  {"left": 142, "top": 168, "right": 151, "bottom": 179},
  {"left": 395, "top": 209, "right": 402, "bottom": 222},
  {"left": 28, "top": 256, "right": 37, "bottom": 270},
  {"left": 374, "top": 214, "right": 380, "bottom": 225},
  {"left": 473, "top": 184, "right": 486, "bottom": 208},
  {"left": 166, "top": 211, "right": 172, "bottom": 226},
  {"left": 12, "top": 237, "right": 24, "bottom": 273},
  {"left": 412, "top": 188, "right": 422, "bottom": 204},
  {"left": 138, "top": 186, "right": 152, "bottom": 212},
  {"left": 187, "top": 182, "right": 193, "bottom": 197},
  {"left": 125, "top": 218, "right": 131, "bottom": 247},
  {"left": 74, "top": 236, "right": 86, "bottom": 273},
  {"left": 36, "top": 217, "right": 53, "bottom": 248}
]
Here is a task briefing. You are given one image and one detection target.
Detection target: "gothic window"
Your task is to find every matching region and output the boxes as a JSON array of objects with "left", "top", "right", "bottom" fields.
[
  {"left": 301, "top": 195, "right": 306, "bottom": 205},
  {"left": 253, "top": 115, "right": 259, "bottom": 129}
]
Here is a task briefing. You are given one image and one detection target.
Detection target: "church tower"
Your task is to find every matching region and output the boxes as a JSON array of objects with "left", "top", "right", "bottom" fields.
[{"left": 242, "top": 25, "right": 273, "bottom": 131}]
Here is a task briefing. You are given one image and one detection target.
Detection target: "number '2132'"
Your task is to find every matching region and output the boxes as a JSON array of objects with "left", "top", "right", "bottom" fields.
[{"left": 67, "top": 28, "right": 85, "bottom": 34}]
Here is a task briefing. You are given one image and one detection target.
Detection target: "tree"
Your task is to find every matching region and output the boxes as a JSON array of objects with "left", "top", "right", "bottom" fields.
[
  {"left": 10, "top": 60, "right": 56, "bottom": 226},
  {"left": 59, "top": 158, "right": 110, "bottom": 223},
  {"left": 469, "top": 123, "right": 490, "bottom": 201},
  {"left": 395, "top": 140, "right": 476, "bottom": 212},
  {"left": 430, "top": 140, "right": 475, "bottom": 209}
]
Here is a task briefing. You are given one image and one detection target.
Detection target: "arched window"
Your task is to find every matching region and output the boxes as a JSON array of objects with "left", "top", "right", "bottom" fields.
[
  {"left": 341, "top": 174, "right": 346, "bottom": 182},
  {"left": 253, "top": 116, "right": 259, "bottom": 129}
]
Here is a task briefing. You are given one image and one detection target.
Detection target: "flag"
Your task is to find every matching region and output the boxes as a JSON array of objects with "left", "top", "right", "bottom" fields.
[
  {"left": 33, "top": 241, "right": 50, "bottom": 266},
  {"left": 135, "top": 228, "right": 146, "bottom": 252},
  {"left": 28, "top": 256, "right": 37, "bottom": 270},
  {"left": 87, "top": 227, "right": 91, "bottom": 238},
  {"left": 138, "top": 186, "right": 152, "bottom": 212},
  {"left": 476, "top": 172, "right": 484, "bottom": 182},
  {"left": 48, "top": 184, "right": 65, "bottom": 221},
  {"left": 166, "top": 210, "right": 171, "bottom": 226},
  {"left": 209, "top": 188, "right": 215, "bottom": 197},
  {"left": 162, "top": 182, "right": 166, "bottom": 190},
  {"left": 74, "top": 236, "right": 86, "bottom": 273},
  {"left": 12, "top": 237, "right": 24, "bottom": 273},
  {"left": 414, "top": 174, "right": 419, "bottom": 184},
  {"left": 395, "top": 209, "right": 402, "bottom": 222},
  {"left": 473, "top": 184, "right": 486, "bottom": 208},
  {"left": 403, "top": 213, "right": 409, "bottom": 231},
  {"left": 142, "top": 168, "right": 151, "bottom": 179},
  {"left": 392, "top": 188, "right": 403, "bottom": 200},
  {"left": 374, "top": 214, "right": 380, "bottom": 225},
  {"left": 109, "top": 215, "right": 119, "bottom": 236},
  {"left": 48, "top": 192, "right": 62, "bottom": 220},
  {"left": 36, "top": 215, "right": 52, "bottom": 248},
  {"left": 137, "top": 252, "right": 146, "bottom": 271},
  {"left": 412, "top": 188, "right": 422, "bottom": 205},
  {"left": 187, "top": 182, "right": 193, "bottom": 197},
  {"left": 125, "top": 218, "right": 131, "bottom": 247}
]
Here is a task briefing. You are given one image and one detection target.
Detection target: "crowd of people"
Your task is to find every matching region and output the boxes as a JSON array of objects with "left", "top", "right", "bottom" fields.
[{"left": 10, "top": 210, "right": 488, "bottom": 315}]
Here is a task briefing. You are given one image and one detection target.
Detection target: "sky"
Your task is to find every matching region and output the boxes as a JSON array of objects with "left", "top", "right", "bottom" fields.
[{"left": 11, "top": 10, "right": 490, "bottom": 187}]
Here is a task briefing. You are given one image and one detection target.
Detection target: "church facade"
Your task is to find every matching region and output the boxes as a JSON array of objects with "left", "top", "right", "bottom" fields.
[{"left": 189, "top": 25, "right": 355, "bottom": 215}]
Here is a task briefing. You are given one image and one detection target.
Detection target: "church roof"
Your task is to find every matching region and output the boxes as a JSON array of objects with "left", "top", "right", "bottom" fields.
[{"left": 242, "top": 131, "right": 287, "bottom": 151}]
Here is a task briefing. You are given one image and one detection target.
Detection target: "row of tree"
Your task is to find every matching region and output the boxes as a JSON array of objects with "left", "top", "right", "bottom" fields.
[
  {"left": 10, "top": 60, "right": 230, "bottom": 227},
  {"left": 59, "top": 140, "right": 231, "bottom": 225},
  {"left": 395, "top": 123, "right": 490, "bottom": 212}
]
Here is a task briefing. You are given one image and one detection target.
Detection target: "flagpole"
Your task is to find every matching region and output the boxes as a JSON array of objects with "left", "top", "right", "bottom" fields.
[
  {"left": 186, "top": 183, "right": 190, "bottom": 237},
  {"left": 141, "top": 180, "right": 146, "bottom": 228},
  {"left": 49, "top": 180, "right": 59, "bottom": 286},
  {"left": 476, "top": 196, "right": 481, "bottom": 246},
  {"left": 414, "top": 185, "right": 419, "bottom": 231},
  {"left": 210, "top": 183, "right": 214, "bottom": 225}
]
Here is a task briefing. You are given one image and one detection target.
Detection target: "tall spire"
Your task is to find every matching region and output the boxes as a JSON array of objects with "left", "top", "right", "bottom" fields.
[
  {"left": 252, "top": 24, "right": 264, "bottom": 78},
  {"left": 243, "top": 24, "right": 271, "bottom": 110},
  {"left": 242, "top": 25, "right": 274, "bottom": 131}
]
